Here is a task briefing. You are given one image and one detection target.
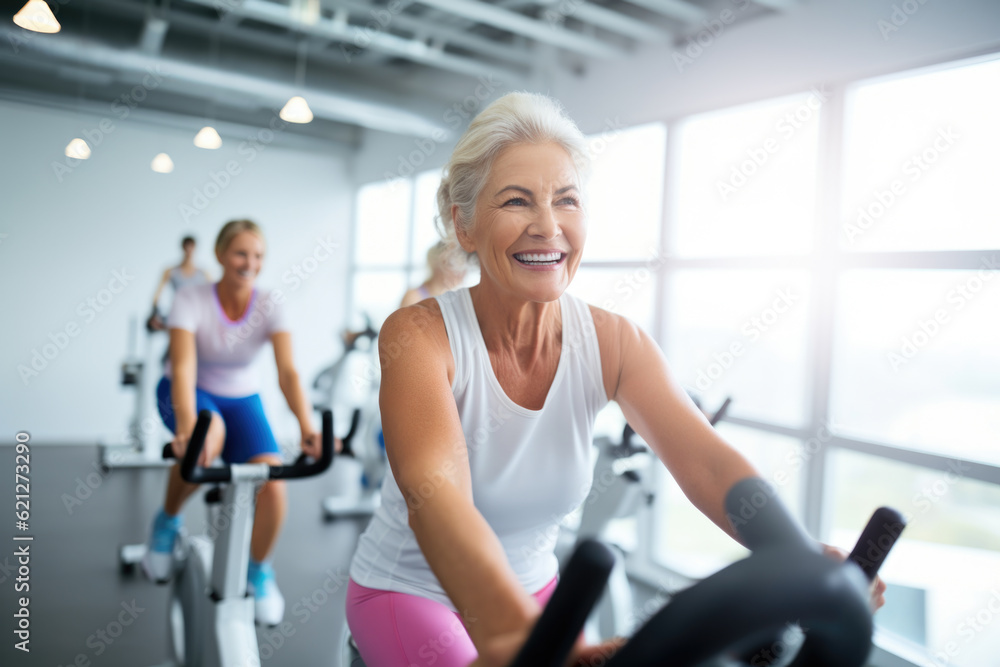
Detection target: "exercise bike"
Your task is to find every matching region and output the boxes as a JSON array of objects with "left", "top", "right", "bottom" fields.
[
  {"left": 129, "top": 409, "right": 338, "bottom": 667},
  {"left": 99, "top": 315, "right": 173, "bottom": 471},
  {"left": 312, "top": 316, "right": 386, "bottom": 520},
  {"left": 573, "top": 397, "right": 731, "bottom": 640},
  {"left": 510, "top": 477, "right": 906, "bottom": 667}
]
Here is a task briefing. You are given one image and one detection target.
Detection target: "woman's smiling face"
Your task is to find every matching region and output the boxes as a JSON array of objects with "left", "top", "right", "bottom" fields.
[
  {"left": 217, "top": 231, "right": 264, "bottom": 287},
  {"left": 457, "top": 141, "right": 586, "bottom": 303}
]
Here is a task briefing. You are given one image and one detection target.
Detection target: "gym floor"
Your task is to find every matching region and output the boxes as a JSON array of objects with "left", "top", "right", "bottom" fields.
[{"left": 1, "top": 444, "right": 363, "bottom": 667}]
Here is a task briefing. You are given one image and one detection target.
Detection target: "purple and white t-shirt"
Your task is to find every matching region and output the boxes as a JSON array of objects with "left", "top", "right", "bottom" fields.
[{"left": 165, "top": 283, "right": 288, "bottom": 397}]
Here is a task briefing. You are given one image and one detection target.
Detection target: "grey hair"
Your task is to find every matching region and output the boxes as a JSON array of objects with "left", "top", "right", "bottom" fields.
[{"left": 435, "top": 92, "right": 590, "bottom": 266}]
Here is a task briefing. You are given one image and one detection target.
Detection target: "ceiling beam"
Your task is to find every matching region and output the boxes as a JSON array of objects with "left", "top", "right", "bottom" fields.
[
  {"left": 619, "top": 0, "right": 707, "bottom": 25},
  {"left": 138, "top": 15, "right": 171, "bottom": 55},
  {"left": 182, "top": 0, "right": 524, "bottom": 79},
  {"left": 411, "top": 0, "right": 628, "bottom": 58},
  {"left": 567, "top": 2, "right": 670, "bottom": 43},
  {"left": 495, "top": 0, "right": 668, "bottom": 43},
  {"left": 330, "top": 0, "right": 537, "bottom": 67},
  {"left": 752, "top": 0, "right": 800, "bottom": 9},
  {"left": 0, "top": 27, "right": 450, "bottom": 138}
]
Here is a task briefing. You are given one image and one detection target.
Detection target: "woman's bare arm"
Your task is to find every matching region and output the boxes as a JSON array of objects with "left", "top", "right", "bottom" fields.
[
  {"left": 168, "top": 328, "right": 198, "bottom": 455},
  {"left": 272, "top": 331, "right": 320, "bottom": 457},
  {"left": 593, "top": 308, "right": 759, "bottom": 541}
]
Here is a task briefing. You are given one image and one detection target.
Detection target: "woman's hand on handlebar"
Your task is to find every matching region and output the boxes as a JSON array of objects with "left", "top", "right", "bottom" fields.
[
  {"left": 170, "top": 429, "right": 212, "bottom": 467},
  {"left": 170, "top": 431, "right": 190, "bottom": 461},
  {"left": 468, "top": 626, "right": 625, "bottom": 667},
  {"left": 300, "top": 427, "right": 323, "bottom": 459},
  {"left": 822, "top": 543, "right": 887, "bottom": 611}
]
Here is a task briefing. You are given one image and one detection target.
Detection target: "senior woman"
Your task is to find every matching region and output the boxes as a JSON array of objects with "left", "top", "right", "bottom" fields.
[{"left": 347, "top": 93, "right": 883, "bottom": 667}]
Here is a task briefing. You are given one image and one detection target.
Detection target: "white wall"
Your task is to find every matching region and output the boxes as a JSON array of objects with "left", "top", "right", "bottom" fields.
[{"left": 0, "top": 100, "right": 356, "bottom": 446}]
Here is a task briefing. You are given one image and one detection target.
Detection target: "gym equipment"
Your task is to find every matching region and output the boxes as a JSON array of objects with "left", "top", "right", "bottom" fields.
[
  {"left": 516, "top": 477, "right": 906, "bottom": 667},
  {"left": 121, "top": 410, "right": 335, "bottom": 667},
  {"left": 99, "top": 316, "right": 172, "bottom": 470},
  {"left": 312, "top": 316, "right": 385, "bottom": 519},
  {"left": 574, "top": 396, "right": 731, "bottom": 640}
]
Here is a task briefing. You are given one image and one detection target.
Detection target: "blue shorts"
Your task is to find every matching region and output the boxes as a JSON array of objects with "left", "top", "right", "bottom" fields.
[{"left": 156, "top": 377, "right": 281, "bottom": 464}]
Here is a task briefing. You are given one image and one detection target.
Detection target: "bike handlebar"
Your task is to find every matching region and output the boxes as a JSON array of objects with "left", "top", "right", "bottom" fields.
[
  {"left": 507, "top": 539, "right": 616, "bottom": 667},
  {"left": 517, "top": 477, "right": 906, "bottom": 667},
  {"left": 175, "top": 409, "right": 335, "bottom": 484}
]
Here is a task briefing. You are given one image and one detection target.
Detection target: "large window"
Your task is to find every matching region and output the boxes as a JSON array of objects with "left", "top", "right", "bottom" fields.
[{"left": 647, "top": 54, "right": 1000, "bottom": 667}]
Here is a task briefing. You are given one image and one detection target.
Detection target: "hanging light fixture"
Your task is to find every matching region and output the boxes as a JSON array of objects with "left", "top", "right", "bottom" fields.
[
  {"left": 280, "top": 41, "right": 313, "bottom": 124},
  {"left": 194, "top": 126, "right": 222, "bottom": 149},
  {"left": 13, "top": 0, "right": 61, "bottom": 33},
  {"left": 151, "top": 153, "right": 174, "bottom": 173},
  {"left": 280, "top": 96, "right": 313, "bottom": 123},
  {"left": 64, "top": 138, "right": 91, "bottom": 160}
]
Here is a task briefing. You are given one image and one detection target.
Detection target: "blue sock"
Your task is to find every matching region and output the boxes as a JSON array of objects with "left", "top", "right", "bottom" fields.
[
  {"left": 155, "top": 508, "right": 182, "bottom": 528},
  {"left": 248, "top": 559, "right": 271, "bottom": 587}
]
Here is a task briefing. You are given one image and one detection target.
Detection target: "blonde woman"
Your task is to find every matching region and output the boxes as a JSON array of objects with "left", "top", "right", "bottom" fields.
[
  {"left": 142, "top": 220, "right": 320, "bottom": 627},
  {"left": 399, "top": 240, "right": 467, "bottom": 308}
]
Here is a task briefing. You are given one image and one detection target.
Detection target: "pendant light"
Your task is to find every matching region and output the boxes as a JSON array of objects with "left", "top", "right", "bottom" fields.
[{"left": 13, "top": 0, "right": 61, "bottom": 33}]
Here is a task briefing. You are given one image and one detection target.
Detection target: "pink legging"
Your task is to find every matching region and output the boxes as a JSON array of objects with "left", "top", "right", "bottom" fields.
[{"left": 346, "top": 577, "right": 558, "bottom": 667}]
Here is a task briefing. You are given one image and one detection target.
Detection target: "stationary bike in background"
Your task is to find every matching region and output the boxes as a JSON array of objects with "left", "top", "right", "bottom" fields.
[
  {"left": 124, "top": 410, "right": 337, "bottom": 667},
  {"left": 311, "top": 315, "right": 386, "bottom": 520},
  {"left": 573, "top": 396, "right": 732, "bottom": 641},
  {"left": 99, "top": 315, "right": 172, "bottom": 471}
]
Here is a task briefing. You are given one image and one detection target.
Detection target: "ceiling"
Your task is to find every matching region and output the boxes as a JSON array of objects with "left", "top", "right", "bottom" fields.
[{"left": 0, "top": 0, "right": 794, "bottom": 145}]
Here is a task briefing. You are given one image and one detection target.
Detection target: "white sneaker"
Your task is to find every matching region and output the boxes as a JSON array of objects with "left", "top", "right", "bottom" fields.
[{"left": 248, "top": 562, "right": 285, "bottom": 626}]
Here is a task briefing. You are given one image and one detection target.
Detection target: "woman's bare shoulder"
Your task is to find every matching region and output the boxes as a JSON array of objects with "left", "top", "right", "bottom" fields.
[{"left": 380, "top": 300, "right": 450, "bottom": 361}]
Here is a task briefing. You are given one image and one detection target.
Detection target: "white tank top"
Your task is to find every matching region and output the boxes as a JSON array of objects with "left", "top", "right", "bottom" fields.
[{"left": 349, "top": 287, "right": 607, "bottom": 609}]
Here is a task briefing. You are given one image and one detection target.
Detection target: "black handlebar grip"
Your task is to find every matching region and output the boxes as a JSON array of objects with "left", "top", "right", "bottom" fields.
[
  {"left": 847, "top": 507, "right": 906, "bottom": 581},
  {"left": 180, "top": 410, "right": 230, "bottom": 484},
  {"left": 269, "top": 409, "right": 335, "bottom": 480},
  {"left": 709, "top": 397, "right": 732, "bottom": 426},
  {"left": 725, "top": 478, "right": 814, "bottom": 553},
  {"left": 162, "top": 443, "right": 176, "bottom": 460},
  {"left": 507, "top": 539, "right": 616, "bottom": 667},
  {"left": 339, "top": 409, "right": 363, "bottom": 458}
]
